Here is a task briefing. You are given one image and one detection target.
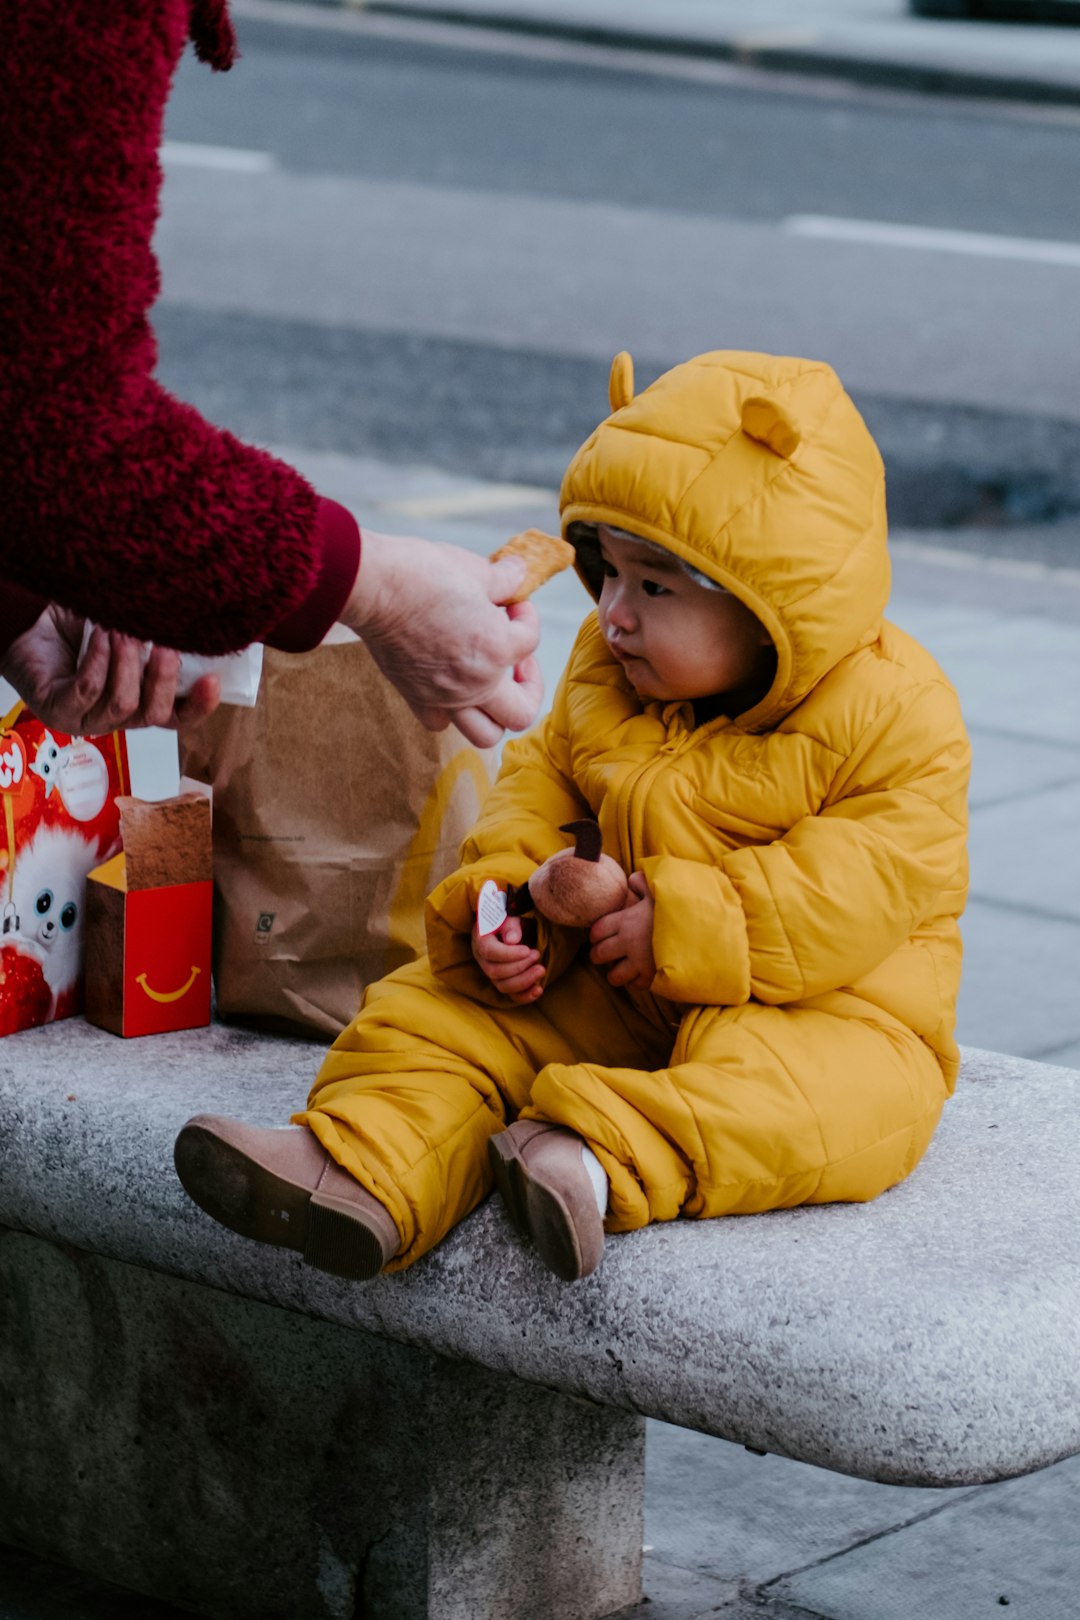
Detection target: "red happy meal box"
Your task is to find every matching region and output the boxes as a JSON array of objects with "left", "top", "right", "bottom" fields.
[
  {"left": 84, "top": 793, "right": 212, "bottom": 1038},
  {"left": 0, "top": 703, "right": 129, "bottom": 1035}
]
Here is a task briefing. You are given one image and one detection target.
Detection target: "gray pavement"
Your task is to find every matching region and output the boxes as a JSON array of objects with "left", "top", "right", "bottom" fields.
[{"left": 266, "top": 0, "right": 1080, "bottom": 104}]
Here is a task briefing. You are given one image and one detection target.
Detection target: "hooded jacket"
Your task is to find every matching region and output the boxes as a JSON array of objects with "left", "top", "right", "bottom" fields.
[
  {"left": 0, "top": 0, "right": 358, "bottom": 656},
  {"left": 427, "top": 351, "right": 970, "bottom": 1090}
]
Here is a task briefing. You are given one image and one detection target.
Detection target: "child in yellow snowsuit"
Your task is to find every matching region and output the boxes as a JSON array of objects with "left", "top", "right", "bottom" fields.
[{"left": 176, "top": 350, "right": 970, "bottom": 1284}]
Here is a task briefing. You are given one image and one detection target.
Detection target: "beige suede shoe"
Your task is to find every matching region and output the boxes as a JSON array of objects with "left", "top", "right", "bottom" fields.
[
  {"left": 488, "top": 1120, "right": 605, "bottom": 1282},
  {"left": 174, "top": 1115, "right": 399, "bottom": 1281}
]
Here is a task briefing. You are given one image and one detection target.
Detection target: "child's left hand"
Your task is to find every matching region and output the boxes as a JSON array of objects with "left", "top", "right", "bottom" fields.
[{"left": 589, "top": 872, "right": 655, "bottom": 989}]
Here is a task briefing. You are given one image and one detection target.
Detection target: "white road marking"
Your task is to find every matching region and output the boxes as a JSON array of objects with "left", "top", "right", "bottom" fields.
[
  {"left": 162, "top": 140, "right": 276, "bottom": 173},
  {"left": 786, "top": 214, "right": 1080, "bottom": 269},
  {"left": 227, "top": 0, "right": 1080, "bottom": 126},
  {"left": 378, "top": 484, "right": 556, "bottom": 519},
  {"left": 734, "top": 30, "right": 821, "bottom": 52},
  {"left": 891, "top": 537, "right": 1080, "bottom": 587}
]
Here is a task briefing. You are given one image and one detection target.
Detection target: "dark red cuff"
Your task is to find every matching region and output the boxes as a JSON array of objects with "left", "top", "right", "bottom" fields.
[
  {"left": 0, "top": 582, "right": 48, "bottom": 659},
  {"left": 265, "top": 497, "right": 361, "bottom": 653}
]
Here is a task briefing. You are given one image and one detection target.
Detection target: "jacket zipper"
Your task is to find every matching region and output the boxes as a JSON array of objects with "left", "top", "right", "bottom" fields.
[{"left": 616, "top": 725, "right": 695, "bottom": 874}]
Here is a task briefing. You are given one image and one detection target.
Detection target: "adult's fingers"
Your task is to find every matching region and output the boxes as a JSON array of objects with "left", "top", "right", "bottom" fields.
[
  {"left": 67, "top": 626, "right": 113, "bottom": 721},
  {"left": 137, "top": 647, "right": 183, "bottom": 730},
  {"left": 105, "top": 634, "right": 146, "bottom": 722},
  {"left": 510, "top": 652, "right": 544, "bottom": 725},
  {"left": 405, "top": 701, "right": 454, "bottom": 733},
  {"left": 502, "top": 599, "right": 541, "bottom": 664},
  {"left": 474, "top": 654, "right": 544, "bottom": 739},
  {"left": 172, "top": 674, "right": 221, "bottom": 733},
  {"left": 452, "top": 706, "right": 506, "bottom": 749},
  {"left": 486, "top": 554, "right": 529, "bottom": 607},
  {"left": 80, "top": 635, "right": 145, "bottom": 732}
]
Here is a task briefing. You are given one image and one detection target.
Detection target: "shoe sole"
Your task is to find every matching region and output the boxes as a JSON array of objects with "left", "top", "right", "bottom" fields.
[
  {"left": 487, "top": 1131, "right": 589, "bottom": 1282},
  {"left": 174, "top": 1124, "right": 386, "bottom": 1282}
]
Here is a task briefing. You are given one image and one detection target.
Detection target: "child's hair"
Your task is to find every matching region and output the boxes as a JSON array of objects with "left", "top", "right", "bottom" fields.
[{"left": 568, "top": 521, "right": 724, "bottom": 596}]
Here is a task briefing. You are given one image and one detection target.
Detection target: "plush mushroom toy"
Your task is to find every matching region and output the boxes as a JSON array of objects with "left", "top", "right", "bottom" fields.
[{"left": 509, "top": 820, "right": 628, "bottom": 929}]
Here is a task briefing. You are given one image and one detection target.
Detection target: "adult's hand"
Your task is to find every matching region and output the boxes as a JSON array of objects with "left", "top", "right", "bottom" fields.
[
  {"left": 341, "top": 531, "right": 544, "bottom": 747},
  {"left": 1, "top": 605, "right": 220, "bottom": 735}
]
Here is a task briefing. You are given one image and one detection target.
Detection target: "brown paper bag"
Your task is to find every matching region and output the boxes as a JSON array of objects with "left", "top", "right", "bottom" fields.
[{"left": 180, "top": 637, "right": 495, "bottom": 1037}]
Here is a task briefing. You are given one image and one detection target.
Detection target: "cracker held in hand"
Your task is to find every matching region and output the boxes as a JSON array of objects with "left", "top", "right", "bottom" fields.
[{"left": 490, "top": 529, "right": 575, "bottom": 603}]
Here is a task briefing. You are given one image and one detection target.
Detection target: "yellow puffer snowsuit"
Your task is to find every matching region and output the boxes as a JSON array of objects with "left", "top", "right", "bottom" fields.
[{"left": 298, "top": 351, "right": 970, "bottom": 1272}]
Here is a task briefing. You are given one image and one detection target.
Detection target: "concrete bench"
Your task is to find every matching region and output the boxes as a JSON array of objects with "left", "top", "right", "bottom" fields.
[{"left": 1, "top": 1019, "right": 1078, "bottom": 1620}]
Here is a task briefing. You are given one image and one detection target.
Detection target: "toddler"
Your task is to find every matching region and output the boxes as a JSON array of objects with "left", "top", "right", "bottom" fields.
[{"left": 176, "top": 350, "right": 970, "bottom": 1282}]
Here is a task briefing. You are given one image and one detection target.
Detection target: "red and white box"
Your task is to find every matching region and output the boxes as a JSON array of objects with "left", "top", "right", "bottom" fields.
[{"left": 0, "top": 703, "right": 129, "bottom": 1035}]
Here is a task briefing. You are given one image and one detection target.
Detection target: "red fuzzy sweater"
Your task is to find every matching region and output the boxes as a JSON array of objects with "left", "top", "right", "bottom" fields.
[{"left": 0, "top": 0, "right": 360, "bottom": 658}]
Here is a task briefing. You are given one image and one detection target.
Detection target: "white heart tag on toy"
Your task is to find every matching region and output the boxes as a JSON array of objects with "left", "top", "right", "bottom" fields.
[{"left": 476, "top": 880, "right": 508, "bottom": 937}]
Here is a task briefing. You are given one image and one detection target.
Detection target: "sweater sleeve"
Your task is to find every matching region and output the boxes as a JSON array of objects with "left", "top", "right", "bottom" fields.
[
  {"left": 1, "top": 379, "right": 362, "bottom": 656},
  {"left": 0, "top": 503, "right": 356, "bottom": 663},
  {"left": 0, "top": 2, "right": 360, "bottom": 658},
  {"left": 265, "top": 499, "right": 360, "bottom": 653},
  {"left": 0, "top": 584, "right": 48, "bottom": 660}
]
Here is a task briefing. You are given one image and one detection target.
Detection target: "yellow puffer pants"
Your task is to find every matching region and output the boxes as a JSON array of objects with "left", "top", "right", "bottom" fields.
[{"left": 295, "top": 958, "right": 947, "bottom": 1272}]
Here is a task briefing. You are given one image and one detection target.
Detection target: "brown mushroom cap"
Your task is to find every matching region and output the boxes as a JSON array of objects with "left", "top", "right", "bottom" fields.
[{"left": 528, "top": 847, "right": 628, "bottom": 928}]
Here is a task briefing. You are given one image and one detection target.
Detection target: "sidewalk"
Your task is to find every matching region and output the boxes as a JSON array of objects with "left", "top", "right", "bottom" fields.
[{"left": 345, "top": 0, "right": 1080, "bottom": 105}]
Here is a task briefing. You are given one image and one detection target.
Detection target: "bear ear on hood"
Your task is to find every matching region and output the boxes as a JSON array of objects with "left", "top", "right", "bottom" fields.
[
  {"left": 189, "top": 0, "right": 238, "bottom": 70},
  {"left": 608, "top": 352, "right": 635, "bottom": 413},
  {"left": 741, "top": 395, "right": 802, "bottom": 460}
]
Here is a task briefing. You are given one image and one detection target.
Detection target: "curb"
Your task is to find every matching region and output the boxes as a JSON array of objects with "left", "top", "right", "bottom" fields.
[{"left": 355, "top": 2, "right": 1080, "bottom": 108}]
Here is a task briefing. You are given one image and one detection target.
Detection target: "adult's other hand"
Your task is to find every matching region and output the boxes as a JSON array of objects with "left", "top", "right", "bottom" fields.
[
  {"left": 1, "top": 605, "right": 220, "bottom": 735},
  {"left": 342, "top": 532, "right": 544, "bottom": 747}
]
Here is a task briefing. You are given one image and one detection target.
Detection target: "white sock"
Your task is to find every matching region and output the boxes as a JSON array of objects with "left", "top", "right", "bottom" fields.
[{"left": 580, "top": 1145, "right": 609, "bottom": 1216}]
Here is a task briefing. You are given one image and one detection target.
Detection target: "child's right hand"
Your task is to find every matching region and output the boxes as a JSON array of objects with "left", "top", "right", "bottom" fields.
[{"left": 473, "top": 914, "right": 545, "bottom": 1005}]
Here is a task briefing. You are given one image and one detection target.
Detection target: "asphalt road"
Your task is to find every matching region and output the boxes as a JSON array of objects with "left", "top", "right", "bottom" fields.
[{"left": 157, "top": 6, "right": 1080, "bottom": 550}]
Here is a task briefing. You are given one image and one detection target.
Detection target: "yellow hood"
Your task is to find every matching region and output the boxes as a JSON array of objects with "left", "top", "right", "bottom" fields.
[{"left": 560, "top": 351, "right": 890, "bottom": 731}]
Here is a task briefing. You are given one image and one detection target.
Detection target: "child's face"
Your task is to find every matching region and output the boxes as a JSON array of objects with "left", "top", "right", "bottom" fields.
[{"left": 596, "top": 527, "right": 774, "bottom": 707}]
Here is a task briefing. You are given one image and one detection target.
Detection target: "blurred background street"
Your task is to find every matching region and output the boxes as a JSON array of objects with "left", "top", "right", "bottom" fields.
[{"left": 3, "top": 1, "right": 1078, "bottom": 1615}]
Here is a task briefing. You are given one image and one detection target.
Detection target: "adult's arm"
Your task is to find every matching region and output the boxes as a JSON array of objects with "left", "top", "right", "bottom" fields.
[
  {"left": 0, "top": 2, "right": 357, "bottom": 658},
  {"left": 0, "top": 4, "right": 541, "bottom": 744}
]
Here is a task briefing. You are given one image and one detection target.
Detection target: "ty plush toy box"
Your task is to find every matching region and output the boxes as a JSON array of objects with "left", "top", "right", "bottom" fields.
[
  {"left": 0, "top": 702, "right": 129, "bottom": 1035},
  {"left": 85, "top": 793, "right": 212, "bottom": 1038}
]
